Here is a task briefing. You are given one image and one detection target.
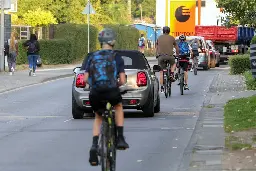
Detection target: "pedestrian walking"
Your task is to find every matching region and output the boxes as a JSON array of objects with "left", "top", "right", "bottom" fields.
[
  {"left": 138, "top": 34, "right": 146, "bottom": 54},
  {"left": 23, "top": 34, "right": 40, "bottom": 76},
  {"left": 4, "top": 32, "right": 18, "bottom": 75}
]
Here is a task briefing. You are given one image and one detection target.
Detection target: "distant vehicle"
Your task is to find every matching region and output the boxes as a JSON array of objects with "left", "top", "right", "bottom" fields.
[
  {"left": 72, "top": 50, "right": 160, "bottom": 119},
  {"left": 206, "top": 40, "right": 220, "bottom": 67}
]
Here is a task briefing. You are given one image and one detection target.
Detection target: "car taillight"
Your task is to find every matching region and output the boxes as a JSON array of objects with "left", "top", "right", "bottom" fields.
[
  {"left": 76, "top": 73, "right": 86, "bottom": 88},
  {"left": 137, "top": 72, "right": 147, "bottom": 87}
]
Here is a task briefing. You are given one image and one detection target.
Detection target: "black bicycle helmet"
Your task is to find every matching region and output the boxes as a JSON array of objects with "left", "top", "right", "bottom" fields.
[
  {"left": 179, "top": 34, "right": 186, "bottom": 41},
  {"left": 163, "top": 26, "right": 170, "bottom": 34},
  {"left": 98, "top": 28, "right": 116, "bottom": 46}
]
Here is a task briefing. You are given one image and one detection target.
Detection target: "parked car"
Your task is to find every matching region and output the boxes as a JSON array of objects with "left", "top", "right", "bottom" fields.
[
  {"left": 72, "top": 50, "right": 160, "bottom": 119},
  {"left": 175, "top": 36, "right": 210, "bottom": 70},
  {"left": 206, "top": 40, "right": 221, "bottom": 67}
]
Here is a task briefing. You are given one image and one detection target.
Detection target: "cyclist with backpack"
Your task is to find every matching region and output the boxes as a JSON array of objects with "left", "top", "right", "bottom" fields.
[
  {"left": 22, "top": 34, "right": 40, "bottom": 76},
  {"left": 82, "top": 28, "right": 129, "bottom": 166},
  {"left": 177, "top": 35, "right": 192, "bottom": 90},
  {"left": 190, "top": 38, "right": 200, "bottom": 72}
]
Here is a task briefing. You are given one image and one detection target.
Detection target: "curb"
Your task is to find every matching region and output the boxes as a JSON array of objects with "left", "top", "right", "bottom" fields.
[{"left": 0, "top": 73, "right": 73, "bottom": 94}]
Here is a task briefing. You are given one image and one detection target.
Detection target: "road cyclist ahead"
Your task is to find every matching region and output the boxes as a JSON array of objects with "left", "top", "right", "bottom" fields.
[{"left": 82, "top": 27, "right": 129, "bottom": 171}]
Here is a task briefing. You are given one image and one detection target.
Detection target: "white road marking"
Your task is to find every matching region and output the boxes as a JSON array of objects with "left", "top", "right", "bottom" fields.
[
  {"left": 137, "top": 160, "right": 143, "bottom": 163},
  {"left": 64, "top": 118, "right": 73, "bottom": 122}
]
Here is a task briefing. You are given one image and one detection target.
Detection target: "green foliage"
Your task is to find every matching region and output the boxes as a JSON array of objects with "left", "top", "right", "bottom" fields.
[
  {"left": 132, "top": 0, "right": 156, "bottom": 21},
  {"left": 104, "top": 24, "right": 140, "bottom": 50},
  {"left": 216, "top": 0, "right": 256, "bottom": 25},
  {"left": 23, "top": 8, "right": 57, "bottom": 27},
  {"left": 251, "top": 36, "right": 256, "bottom": 44},
  {"left": 17, "top": 23, "right": 140, "bottom": 64},
  {"left": 244, "top": 71, "right": 256, "bottom": 90},
  {"left": 228, "top": 54, "right": 250, "bottom": 75},
  {"left": 54, "top": 23, "right": 98, "bottom": 61}
]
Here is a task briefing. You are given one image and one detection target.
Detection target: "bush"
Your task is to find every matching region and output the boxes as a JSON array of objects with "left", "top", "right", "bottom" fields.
[
  {"left": 17, "top": 23, "right": 140, "bottom": 65},
  {"left": 17, "top": 39, "right": 72, "bottom": 65},
  {"left": 103, "top": 24, "right": 140, "bottom": 50},
  {"left": 228, "top": 54, "right": 250, "bottom": 75},
  {"left": 54, "top": 23, "right": 98, "bottom": 61},
  {"left": 251, "top": 36, "right": 256, "bottom": 44},
  {"left": 144, "top": 48, "right": 156, "bottom": 57},
  {"left": 244, "top": 71, "right": 256, "bottom": 90}
]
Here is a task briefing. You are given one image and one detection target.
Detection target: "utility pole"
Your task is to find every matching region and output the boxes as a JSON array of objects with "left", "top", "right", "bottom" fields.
[
  {"left": 198, "top": 0, "right": 201, "bottom": 25},
  {"left": 127, "top": 0, "right": 131, "bottom": 21},
  {"left": 139, "top": 4, "right": 143, "bottom": 21}
]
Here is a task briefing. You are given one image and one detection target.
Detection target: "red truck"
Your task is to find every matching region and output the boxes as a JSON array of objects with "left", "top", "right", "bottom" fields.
[{"left": 195, "top": 26, "right": 238, "bottom": 63}]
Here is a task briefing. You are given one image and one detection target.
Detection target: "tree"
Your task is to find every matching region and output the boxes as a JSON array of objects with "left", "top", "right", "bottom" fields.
[
  {"left": 23, "top": 8, "right": 57, "bottom": 28},
  {"left": 216, "top": 0, "right": 256, "bottom": 25},
  {"left": 132, "top": 0, "right": 156, "bottom": 23}
]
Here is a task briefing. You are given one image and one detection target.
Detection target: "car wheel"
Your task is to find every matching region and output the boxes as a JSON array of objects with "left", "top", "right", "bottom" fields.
[
  {"left": 154, "top": 93, "right": 160, "bottom": 113},
  {"left": 215, "top": 60, "right": 220, "bottom": 67},
  {"left": 142, "top": 92, "right": 154, "bottom": 117},
  {"left": 203, "top": 66, "right": 208, "bottom": 70},
  {"left": 72, "top": 94, "right": 84, "bottom": 119}
]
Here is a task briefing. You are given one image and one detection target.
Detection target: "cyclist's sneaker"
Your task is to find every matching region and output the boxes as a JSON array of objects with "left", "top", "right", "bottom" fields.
[
  {"left": 190, "top": 68, "right": 193, "bottom": 72},
  {"left": 117, "top": 136, "right": 129, "bottom": 150},
  {"left": 89, "top": 145, "right": 99, "bottom": 166},
  {"left": 184, "top": 84, "right": 189, "bottom": 90}
]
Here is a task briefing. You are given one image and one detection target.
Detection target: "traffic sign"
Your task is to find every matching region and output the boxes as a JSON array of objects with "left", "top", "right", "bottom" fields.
[
  {"left": 0, "top": 0, "right": 11, "bottom": 9},
  {"left": 82, "top": 1, "right": 96, "bottom": 14}
]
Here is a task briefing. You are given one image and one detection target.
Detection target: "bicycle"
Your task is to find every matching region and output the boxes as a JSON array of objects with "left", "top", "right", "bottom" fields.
[
  {"left": 162, "top": 60, "right": 172, "bottom": 98},
  {"left": 192, "top": 54, "right": 199, "bottom": 75},
  {"left": 175, "top": 56, "right": 187, "bottom": 95},
  {"left": 95, "top": 89, "right": 128, "bottom": 171}
]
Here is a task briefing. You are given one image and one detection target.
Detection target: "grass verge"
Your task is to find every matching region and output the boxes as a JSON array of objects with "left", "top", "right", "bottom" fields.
[
  {"left": 225, "top": 136, "right": 252, "bottom": 150},
  {"left": 224, "top": 95, "right": 256, "bottom": 133},
  {"left": 244, "top": 71, "right": 256, "bottom": 90}
]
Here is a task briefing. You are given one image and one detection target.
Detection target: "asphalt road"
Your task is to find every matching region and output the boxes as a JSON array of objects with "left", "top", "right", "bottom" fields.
[{"left": 0, "top": 61, "right": 227, "bottom": 171}]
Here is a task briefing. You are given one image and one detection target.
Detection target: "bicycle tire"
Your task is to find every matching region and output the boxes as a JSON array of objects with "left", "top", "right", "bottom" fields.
[
  {"left": 168, "top": 80, "right": 171, "bottom": 97},
  {"left": 194, "top": 64, "right": 197, "bottom": 75},
  {"left": 180, "top": 71, "right": 184, "bottom": 95},
  {"left": 100, "top": 121, "right": 111, "bottom": 171},
  {"left": 164, "top": 72, "right": 168, "bottom": 98},
  {"left": 109, "top": 112, "right": 117, "bottom": 171}
]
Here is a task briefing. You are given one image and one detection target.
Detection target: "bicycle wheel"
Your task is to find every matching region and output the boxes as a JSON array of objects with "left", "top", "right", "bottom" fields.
[
  {"left": 109, "top": 115, "right": 117, "bottom": 171},
  {"left": 193, "top": 58, "right": 198, "bottom": 75},
  {"left": 168, "top": 79, "right": 171, "bottom": 97},
  {"left": 100, "top": 121, "right": 111, "bottom": 171},
  {"left": 164, "top": 72, "right": 168, "bottom": 98},
  {"left": 180, "top": 71, "right": 184, "bottom": 95}
]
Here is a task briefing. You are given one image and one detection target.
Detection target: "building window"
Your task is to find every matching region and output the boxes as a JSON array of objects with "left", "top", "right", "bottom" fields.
[{"left": 196, "top": 0, "right": 206, "bottom": 7}]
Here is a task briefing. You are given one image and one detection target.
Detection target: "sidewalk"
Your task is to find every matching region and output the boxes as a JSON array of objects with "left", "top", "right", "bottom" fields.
[
  {"left": 0, "top": 68, "right": 74, "bottom": 93},
  {"left": 184, "top": 70, "right": 256, "bottom": 171}
]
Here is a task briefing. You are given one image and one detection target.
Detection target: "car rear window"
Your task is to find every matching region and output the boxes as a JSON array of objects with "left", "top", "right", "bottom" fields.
[{"left": 115, "top": 51, "right": 148, "bottom": 70}]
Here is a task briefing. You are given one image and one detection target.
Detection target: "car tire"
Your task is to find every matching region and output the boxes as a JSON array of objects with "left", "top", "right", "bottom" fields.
[
  {"left": 142, "top": 92, "right": 154, "bottom": 117},
  {"left": 154, "top": 93, "right": 160, "bottom": 113},
  {"left": 72, "top": 94, "right": 84, "bottom": 119},
  {"left": 203, "top": 66, "right": 208, "bottom": 70}
]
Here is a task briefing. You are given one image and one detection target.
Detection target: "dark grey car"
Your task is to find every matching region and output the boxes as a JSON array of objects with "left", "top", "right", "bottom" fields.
[{"left": 72, "top": 50, "right": 160, "bottom": 119}]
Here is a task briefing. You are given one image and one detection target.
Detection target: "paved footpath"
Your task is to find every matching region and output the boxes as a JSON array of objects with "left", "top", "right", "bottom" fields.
[
  {"left": 178, "top": 69, "right": 256, "bottom": 171},
  {"left": 0, "top": 57, "right": 156, "bottom": 93}
]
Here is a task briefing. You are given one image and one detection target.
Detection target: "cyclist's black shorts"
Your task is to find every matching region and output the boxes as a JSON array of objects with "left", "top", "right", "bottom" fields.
[
  {"left": 89, "top": 87, "right": 122, "bottom": 113},
  {"left": 178, "top": 55, "right": 190, "bottom": 72}
]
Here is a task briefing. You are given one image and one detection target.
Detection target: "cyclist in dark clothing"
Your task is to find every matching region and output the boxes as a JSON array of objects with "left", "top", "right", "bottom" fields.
[{"left": 82, "top": 28, "right": 129, "bottom": 166}]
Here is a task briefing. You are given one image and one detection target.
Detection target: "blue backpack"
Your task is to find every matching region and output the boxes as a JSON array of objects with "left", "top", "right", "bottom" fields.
[
  {"left": 178, "top": 42, "right": 190, "bottom": 55},
  {"left": 88, "top": 50, "right": 118, "bottom": 89}
]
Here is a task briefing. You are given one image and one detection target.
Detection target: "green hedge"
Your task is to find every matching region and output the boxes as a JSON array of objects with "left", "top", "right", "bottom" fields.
[
  {"left": 103, "top": 24, "right": 140, "bottom": 50},
  {"left": 228, "top": 54, "right": 250, "bottom": 75},
  {"left": 17, "top": 23, "right": 140, "bottom": 65},
  {"left": 17, "top": 39, "right": 72, "bottom": 65},
  {"left": 244, "top": 71, "right": 256, "bottom": 90}
]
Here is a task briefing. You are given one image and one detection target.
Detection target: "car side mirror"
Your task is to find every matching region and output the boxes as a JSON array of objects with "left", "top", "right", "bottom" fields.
[
  {"left": 153, "top": 65, "right": 161, "bottom": 72},
  {"left": 73, "top": 67, "right": 81, "bottom": 74}
]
